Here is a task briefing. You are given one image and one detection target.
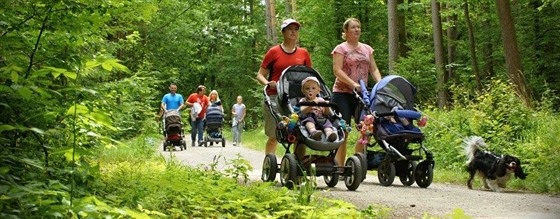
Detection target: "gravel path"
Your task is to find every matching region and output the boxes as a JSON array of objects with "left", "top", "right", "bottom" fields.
[{"left": 161, "top": 139, "right": 560, "bottom": 218}]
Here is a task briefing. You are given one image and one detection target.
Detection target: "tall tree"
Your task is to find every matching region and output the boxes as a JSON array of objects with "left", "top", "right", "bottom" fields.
[
  {"left": 397, "top": 0, "right": 409, "bottom": 58},
  {"left": 265, "top": 0, "right": 278, "bottom": 45},
  {"left": 388, "top": 0, "right": 399, "bottom": 73},
  {"left": 496, "top": 0, "right": 533, "bottom": 107},
  {"left": 431, "top": 0, "right": 448, "bottom": 108},
  {"left": 286, "top": 0, "right": 296, "bottom": 16},
  {"left": 463, "top": 0, "right": 482, "bottom": 91},
  {"left": 446, "top": 3, "right": 458, "bottom": 83}
]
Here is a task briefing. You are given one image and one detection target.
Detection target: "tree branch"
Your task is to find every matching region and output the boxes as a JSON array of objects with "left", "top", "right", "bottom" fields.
[{"left": 24, "top": 6, "right": 53, "bottom": 79}]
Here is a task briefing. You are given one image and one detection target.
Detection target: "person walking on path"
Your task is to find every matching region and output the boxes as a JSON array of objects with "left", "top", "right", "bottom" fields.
[
  {"left": 231, "top": 95, "right": 246, "bottom": 146},
  {"left": 186, "top": 85, "right": 209, "bottom": 147},
  {"left": 331, "top": 18, "right": 383, "bottom": 170},
  {"left": 256, "top": 18, "right": 313, "bottom": 156}
]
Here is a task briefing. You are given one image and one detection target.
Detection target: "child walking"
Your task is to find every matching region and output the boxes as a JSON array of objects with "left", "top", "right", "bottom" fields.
[{"left": 231, "top": 95, "right": 246, "bottom": 146}]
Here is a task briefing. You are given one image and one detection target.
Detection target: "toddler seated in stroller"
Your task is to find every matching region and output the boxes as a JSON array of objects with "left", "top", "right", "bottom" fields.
[{"left": 298, "top": 76, "right": 337, "bottom": 142}]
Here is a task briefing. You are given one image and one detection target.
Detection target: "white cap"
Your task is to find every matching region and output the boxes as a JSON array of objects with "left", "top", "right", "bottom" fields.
[
  {"left": 281, "top": 19, "right": 301, "bottom": 31},
  {"left": 301, "top": 76, "right": 320, "bottom": 88}
]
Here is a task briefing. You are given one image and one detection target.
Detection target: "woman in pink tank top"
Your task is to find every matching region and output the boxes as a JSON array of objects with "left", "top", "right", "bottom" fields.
[{"left": 331, "top": 18, "right": 383, "bottom": 174}]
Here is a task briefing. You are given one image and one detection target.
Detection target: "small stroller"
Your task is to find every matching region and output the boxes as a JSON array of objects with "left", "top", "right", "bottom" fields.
[
  {"left": 162, "top": 110, "right": 186, "bottom": 151},
  {"left": 356, "top": 75, "right": 434, "bottom": 188},
  {"left": 261, "top": 65, "right": 365, "bottom": 191},
  {"left": 202, "top": 105, "right": 226, "bottom": 147}
]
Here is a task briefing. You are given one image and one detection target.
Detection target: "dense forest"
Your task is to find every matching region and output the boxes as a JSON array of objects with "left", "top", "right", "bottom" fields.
[{"left": 1, "top": 0, "right": 559, "bottom": 217}]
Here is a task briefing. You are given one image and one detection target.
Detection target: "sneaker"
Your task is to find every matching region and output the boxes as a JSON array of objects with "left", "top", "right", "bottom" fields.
[
  {"left": 311, "top": 130, "right": 323, "bottom": 141},
  {"left": 233, "top": 142, "right": 236, "bottom": 146},
  {"left": 327, "top": 132, "right": 337, "bottom": 142},
  {"left": 191, "top": 142, "right": 195, "bottom": 147},
  {"left": 198, "top": 141, "right": 204, "bottom": 147}
]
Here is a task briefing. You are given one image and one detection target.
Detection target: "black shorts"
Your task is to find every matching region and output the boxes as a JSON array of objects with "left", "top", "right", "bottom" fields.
[{"left": 332, "top": 92, "right": 361, "bottom": 126}]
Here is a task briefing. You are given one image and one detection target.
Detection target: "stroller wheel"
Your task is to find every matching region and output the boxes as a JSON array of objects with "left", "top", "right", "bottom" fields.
[
  {"left": 355, "top": 152, "right": 368, "bottom": 182},
  {"left": 210, "top": 141, "right": 214, "bottom": 146},
  {"left": 221, "top": 139, "right": 226, "bottom": 147},
  {"left": 399, "top": 161, "right": 417, "bottom": 186},
  {"left": 261, "top": 154, "right": 277, "bottom": 182},
  {"left": 344, "top": 155, "right": 363, "bottom": 191},
  {"left": 162, "top": 142, "right": 167, "bottom": 151},
  {"left": 378, "top": 160, "right": 396, "bottom": 186},
  {"left": 323, "top": 159, "right": 339, "bottom": 188},
  {"left": 280, "top": 154, "right": 298, "bottom": 189},
  {"left": 414, "top": 161, "right": 433, "bottom": 188}
]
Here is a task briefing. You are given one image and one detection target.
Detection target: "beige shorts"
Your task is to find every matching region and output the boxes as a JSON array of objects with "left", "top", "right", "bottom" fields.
[{"left": 262, "top": 95, "right": 279, "bottom": 138}]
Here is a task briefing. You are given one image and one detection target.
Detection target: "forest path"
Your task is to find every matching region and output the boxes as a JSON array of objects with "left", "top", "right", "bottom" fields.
[{"left": 160, "top": 139, "right": 560, "bottom": 218}]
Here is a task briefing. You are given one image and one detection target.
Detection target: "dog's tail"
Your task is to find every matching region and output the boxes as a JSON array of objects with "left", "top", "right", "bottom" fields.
[{"left": 464, "top": 136, "right": 487, "bottom": 164}]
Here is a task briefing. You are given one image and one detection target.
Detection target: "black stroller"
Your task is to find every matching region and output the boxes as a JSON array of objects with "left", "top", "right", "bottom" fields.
[
  {"left": 162, "top": 110, "right": 186, "bottom": 151},
  {"left": 356, "top": 75, "right": 434, "bottom": 188},
  {"left": 202, "top": 105, "right": 226, "bottom": 147},
  {"left": 261, "top": 65, "right": 364, "bottom": 191}
]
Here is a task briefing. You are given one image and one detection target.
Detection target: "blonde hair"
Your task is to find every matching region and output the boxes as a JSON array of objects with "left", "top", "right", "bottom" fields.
[
  {"left": 341, "top": 18, "right": 361, "bottom": 40},
  {"left": 209, "top": 90, "right": 220, "bottom": 102}
]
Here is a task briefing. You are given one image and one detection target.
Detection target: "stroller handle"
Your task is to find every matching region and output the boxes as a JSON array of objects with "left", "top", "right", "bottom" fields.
[
  {"left": 375, "top": 109, "right": 422, "bottom": 120},
  {"left": 295, "top": 101, "right": 339, "bottom": 112}
]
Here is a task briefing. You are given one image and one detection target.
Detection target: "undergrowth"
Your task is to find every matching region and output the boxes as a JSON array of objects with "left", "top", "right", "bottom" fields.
[{"left": 96, "top": 134, "right": 386, "bottom": 218}]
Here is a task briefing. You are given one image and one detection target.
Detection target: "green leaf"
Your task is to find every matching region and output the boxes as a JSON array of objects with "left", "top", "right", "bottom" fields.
[
  {"left": 101, "top": 62, "right": 113, "bottom": 71},
  {"left": 29, "top": 86, "right": 52, "bottom": 98},
  {"left": 86, "top": 60, "right": 100, "bottom": 68},
  {"left": 11, "top": 71, "right": 19, "bottom": 83},
  {"left": 0, "top": 124, "right": 15, "bottom": 133},
  {"left": 66, "top": 105, "right": 90, "bottom": 115},
  {"left": 64, "top": 148, "right": 81, "bottom": 161},
  {"left": 13, "top": 85, "right": 33, "bottom": 100}
]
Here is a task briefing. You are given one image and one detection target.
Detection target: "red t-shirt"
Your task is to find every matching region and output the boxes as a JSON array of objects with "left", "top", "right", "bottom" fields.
[
  {"left": 260, "top": 45, "right": 312, "bottom": 95},
  {"left": 187, "top": 93, "right": 209, "bottom": 118}
]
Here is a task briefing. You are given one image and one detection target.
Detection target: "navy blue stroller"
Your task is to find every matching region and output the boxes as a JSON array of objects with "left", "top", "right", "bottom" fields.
[
  {"left": 356, "top": 75, "right": 434, "bottom": 188},
  {"left": 202, "top": 105, "right": 226, "bottom": 147}
]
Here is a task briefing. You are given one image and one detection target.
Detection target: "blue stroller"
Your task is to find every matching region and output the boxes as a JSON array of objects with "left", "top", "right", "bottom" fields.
[
  {"left": 356, "top": 75, "right": 434, "bottom": 188},
  {"left": 202, "top": 105, "right": 226, "bottom": 147}
]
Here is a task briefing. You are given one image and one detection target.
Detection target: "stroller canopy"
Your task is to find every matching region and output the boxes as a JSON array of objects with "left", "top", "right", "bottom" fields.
[
  {"left": 276, "top": 65, "right": 331, "bottom": 114},
  {"left": 369, "top": 75, "right": 417, "bottom": 114}
]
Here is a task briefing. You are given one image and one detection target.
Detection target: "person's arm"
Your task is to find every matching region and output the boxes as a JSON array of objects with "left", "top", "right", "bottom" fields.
[
  {"left": 333, "top": 52, "right": 360, "bottom": 91},
  {"left": 369, "top": 52, "right": 382, "bottom": 82},
  {"left": 240, "top": 105, "right": 246, "bottom": 121},
  {"left": 185, "top": 95, "right": 194, "bottom": 107},
  {"left": 161, "top": 95, "right": 167, "bottom": 112},
  {"left": 178, "top": 96, "right": 185, "bottom": 111},
  {"left": 256, "top": 67, "right": 277, "bottom": 89},
  {"left": 299, "top": 98, "right": 313, "bottom": 115}
]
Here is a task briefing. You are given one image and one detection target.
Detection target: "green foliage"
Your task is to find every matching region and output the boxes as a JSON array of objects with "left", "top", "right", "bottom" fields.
[{"left": 95, "top": 135, "right": 377, "bottom": 218}]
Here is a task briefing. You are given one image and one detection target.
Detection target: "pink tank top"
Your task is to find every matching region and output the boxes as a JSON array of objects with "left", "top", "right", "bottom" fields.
[{"left": 331, "top": 42, "right": 374, "bottom": 93}]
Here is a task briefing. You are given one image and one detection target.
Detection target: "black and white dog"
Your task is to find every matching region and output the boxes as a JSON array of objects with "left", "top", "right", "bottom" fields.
[{"left": 464, "top": 136, "right": 527, "bottom": 192}]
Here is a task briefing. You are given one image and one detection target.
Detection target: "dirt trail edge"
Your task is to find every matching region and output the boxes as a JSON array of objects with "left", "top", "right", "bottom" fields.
[{"left": 161, "top": 142, "right": 560, "bottom": 219}]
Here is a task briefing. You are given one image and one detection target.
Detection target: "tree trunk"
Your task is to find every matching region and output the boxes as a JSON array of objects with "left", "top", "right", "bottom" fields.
[
  {"left": 463, "top": 0, "right": 482, "bottom": 91},
  {"left": 496, "top": 0, "right": 533, "bottom": 107},
  {"left": 388, "top": 0, "right": 399, "bottom": 73},
  {"left": 397, "top": 0, "right": 409, "bottom": 58},
  {"left": 446, "top": 3, "right": 458, "bottom": 83},
  {"left": 431, "top": 0, "right": 447, "bottom": 109},
  {"left": 264, "top": 0, "right": 277, "bottom": 46},
  {"left": 286, "top": 0, "right": 296, "bottom": 16}
]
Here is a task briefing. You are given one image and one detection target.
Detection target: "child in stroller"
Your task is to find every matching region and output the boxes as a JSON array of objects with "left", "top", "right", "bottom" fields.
[
  {"left": 201, "top": 105, "right": 226, "bottom": 147},
  {"left": 356, "top": 75, "right": 434, "bottom": 188},
  {"left": 261, "top": 65, "right": 364, "bottom": 191},
  {"left": 162, "top": 110, "right": 186, "bottom": 151},
  {"left": 299, "top": 76, "right": 338, "bottom": 142}
]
